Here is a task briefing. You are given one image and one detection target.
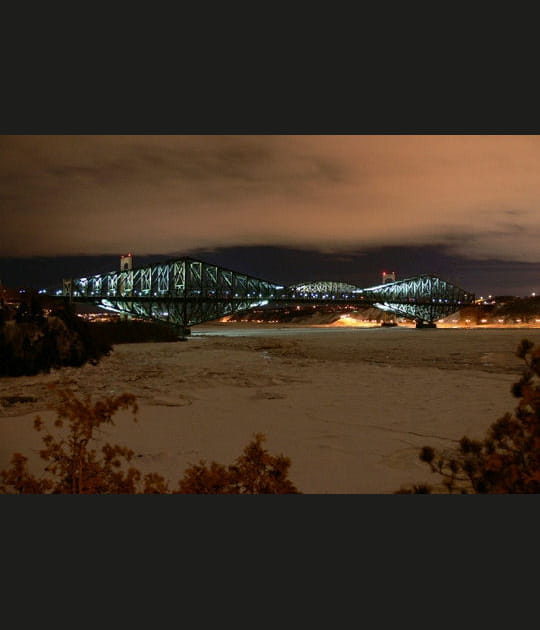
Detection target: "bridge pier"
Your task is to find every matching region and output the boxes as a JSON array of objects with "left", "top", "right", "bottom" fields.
[
  {"left": 174, "top": 325, "right": 191, "bottom": 340},
  {"left": 415, "top": 321, "right": 437, "bottom": 329}
]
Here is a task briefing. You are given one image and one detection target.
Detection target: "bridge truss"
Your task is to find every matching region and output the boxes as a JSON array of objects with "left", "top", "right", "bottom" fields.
[
  {"left": 62, "top": 257, "right": 282, "bottom": 329},
  {"left": 60, "top": 257, "right": 475, "bottom": 329},
  {"left": 359, "top": 275, "right": 474, "bottom": 324}
]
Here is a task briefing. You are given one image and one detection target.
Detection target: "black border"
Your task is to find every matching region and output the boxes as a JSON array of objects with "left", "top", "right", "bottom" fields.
[
  {"left": 4, "top": 493, "right": 537, "bottom": 605},
  {"left": 2, "top": 53, "right": 536, "bottom": 135}
]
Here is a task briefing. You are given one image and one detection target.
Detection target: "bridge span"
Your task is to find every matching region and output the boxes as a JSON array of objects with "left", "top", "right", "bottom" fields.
[{"left": 56, "top": 255, "right": 475, "bottom": 332}]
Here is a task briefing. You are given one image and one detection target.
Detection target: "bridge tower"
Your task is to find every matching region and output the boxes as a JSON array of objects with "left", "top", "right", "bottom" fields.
[
  {"left": 120, "top": 253, "right": 133, "bottom": 271},
  {"left": 382, "top": 271, "right": 396, "bottom": 284},
  {"left": 118, "top": 254, "right": 133, "bottom": 321}
]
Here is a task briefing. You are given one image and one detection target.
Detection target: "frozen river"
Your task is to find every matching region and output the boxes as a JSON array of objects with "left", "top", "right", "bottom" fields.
[{"left": 1, "top": 325, "right": 539, "bottom": 493}]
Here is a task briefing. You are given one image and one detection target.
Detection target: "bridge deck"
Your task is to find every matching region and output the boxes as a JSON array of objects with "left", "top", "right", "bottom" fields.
[{"left": 54, "top": 256, "right": 475, "bottom": 326}]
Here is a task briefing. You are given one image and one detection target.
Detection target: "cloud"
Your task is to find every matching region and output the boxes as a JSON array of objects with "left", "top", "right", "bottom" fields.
[{"left": 2, "top": 135, "right": 540, "bottom": 262}]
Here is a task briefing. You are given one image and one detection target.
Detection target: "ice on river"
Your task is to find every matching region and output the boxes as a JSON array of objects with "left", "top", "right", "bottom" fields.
[{"left": 1, "top": 325, "right": 536, "bottom": 493}]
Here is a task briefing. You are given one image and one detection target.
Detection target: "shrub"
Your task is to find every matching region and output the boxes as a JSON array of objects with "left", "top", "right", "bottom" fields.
[
  {"left": 0, "top": 388, "right": 300, "bottom": 494},
  {"left": 396, "top": 339, "right": 540, "bottom": 494},
  {"left": 0, "top": 388, "right": 157, "bottom": 494},
  {"left": 176, "top": 433, "right": 300, "bottom": 494}
]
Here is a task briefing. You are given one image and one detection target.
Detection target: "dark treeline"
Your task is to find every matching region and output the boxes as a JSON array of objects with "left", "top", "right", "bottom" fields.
[
  {"left": 0, "top": 296, "right": 181, "bottom": 377},
  {"left": 0, "top": 297, "right": 112, "bottom": 377},
  {"left": 492, "top": 296, "right": 540, "bottom": 321}
]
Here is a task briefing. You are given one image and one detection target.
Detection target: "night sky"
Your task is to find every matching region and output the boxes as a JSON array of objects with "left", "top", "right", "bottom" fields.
[{"left": 2, "top": 134, "right": 540, "bottom": 297}]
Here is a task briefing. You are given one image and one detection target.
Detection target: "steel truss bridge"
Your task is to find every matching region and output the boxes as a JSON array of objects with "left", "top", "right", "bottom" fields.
[{"left": 58, "top": 256, "right": 475, "bottom": 330}]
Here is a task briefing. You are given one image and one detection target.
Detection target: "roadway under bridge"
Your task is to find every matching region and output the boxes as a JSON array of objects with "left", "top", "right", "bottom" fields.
[{"left": 57, "top": 256, "right": 475, "bottom": 332}]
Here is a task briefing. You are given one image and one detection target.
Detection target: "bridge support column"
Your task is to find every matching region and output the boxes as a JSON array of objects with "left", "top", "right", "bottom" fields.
[
  {"left": 415, "top": 321, "right": 437, "bottom": 328},
  {"left": 174, "top": 325, "right": 191, "bottom": 340}
]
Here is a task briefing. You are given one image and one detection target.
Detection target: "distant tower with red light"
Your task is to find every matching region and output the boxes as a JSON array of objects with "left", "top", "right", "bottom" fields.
[
  {"left": 120, "top": 253, "right": 133, "bottom": 271},
  {"left": 382, "top": 271, "right": 396, "bottom": 284}
]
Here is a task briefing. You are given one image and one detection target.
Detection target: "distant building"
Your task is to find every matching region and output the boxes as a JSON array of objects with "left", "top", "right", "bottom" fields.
[{"left": 382, "top": 271, "right": 396, "bottom": 284}]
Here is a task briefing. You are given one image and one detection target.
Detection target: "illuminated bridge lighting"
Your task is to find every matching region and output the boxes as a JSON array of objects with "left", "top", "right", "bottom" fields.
[{"left": 55, "top": 256, "right": 475, "bottom": 328}]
